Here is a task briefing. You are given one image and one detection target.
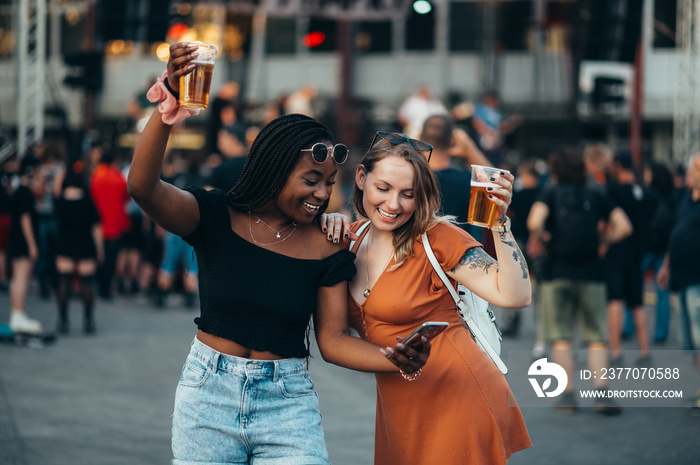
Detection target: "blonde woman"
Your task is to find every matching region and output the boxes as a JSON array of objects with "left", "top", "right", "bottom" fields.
[{"left": 339, "top": 132, "right": 532, "bottom": 464}]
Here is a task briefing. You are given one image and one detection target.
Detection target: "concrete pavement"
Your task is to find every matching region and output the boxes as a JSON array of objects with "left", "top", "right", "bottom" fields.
[{"left": 1, "top": 291, "right": 698, "bottom": 464}]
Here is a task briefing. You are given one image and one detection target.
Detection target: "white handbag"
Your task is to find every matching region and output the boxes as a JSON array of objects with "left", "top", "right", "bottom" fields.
[{"left": 421, "top": 233, "right": 508, "bottom": 374}]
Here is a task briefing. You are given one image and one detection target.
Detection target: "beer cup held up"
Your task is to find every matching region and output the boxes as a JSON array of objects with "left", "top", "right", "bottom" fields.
[
  {"left": 467, "top": 165, "right": 509, "bottom": 229},
  {"left": 179, "top": 42, "right": 218, "bottom": 111}
]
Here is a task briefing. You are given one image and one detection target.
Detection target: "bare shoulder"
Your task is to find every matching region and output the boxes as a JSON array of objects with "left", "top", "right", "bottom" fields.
[{"left": 298, "top": 222, "right": 346, "bottom": 259}]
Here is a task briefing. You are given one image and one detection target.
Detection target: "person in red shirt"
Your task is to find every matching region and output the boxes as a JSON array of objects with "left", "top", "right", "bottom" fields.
[{"left": 90, "top": 148, "right": 130, "bottom": 300}]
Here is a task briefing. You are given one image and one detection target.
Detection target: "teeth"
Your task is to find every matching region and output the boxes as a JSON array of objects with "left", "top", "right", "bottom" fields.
[
  {"left": 378, "top": 208, "right": 398, "bottom": 219},
  {"left": 303, "top": 202, "right": 320, "bottom": 211}
]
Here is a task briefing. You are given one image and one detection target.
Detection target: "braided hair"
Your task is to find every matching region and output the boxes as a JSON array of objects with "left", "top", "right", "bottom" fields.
[{"left": 226, "top": 113, "right": 335, "bottom": 214}]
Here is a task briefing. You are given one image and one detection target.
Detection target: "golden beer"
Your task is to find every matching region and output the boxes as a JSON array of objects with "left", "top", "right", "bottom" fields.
[
  {"left": 179, "top": 61, "right": 214, "bottom": 110},
  {"left": 467, "top": 182, "right": 501, "bottom": 228}
]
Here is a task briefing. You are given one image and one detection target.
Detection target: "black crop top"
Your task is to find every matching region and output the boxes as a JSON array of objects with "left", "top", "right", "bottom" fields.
[{"left": 182, "top": 187, "right": 356, "bottom": 358}]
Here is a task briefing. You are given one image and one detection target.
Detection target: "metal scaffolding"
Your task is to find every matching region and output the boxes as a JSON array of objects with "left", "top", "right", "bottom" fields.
[
  {"left": 674, "top": 0, "right": 700, "bottom": 165},
  {"left": 17, "top": 0, "right": 47, "bottom": 158}
]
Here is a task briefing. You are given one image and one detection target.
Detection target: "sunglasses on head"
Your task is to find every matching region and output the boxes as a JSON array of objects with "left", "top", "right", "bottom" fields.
[
  {"left": 369, "top": 131, "right": 434, "bottom": 162},
  {"left": 301, "top": 143, "right": 349, "bottom": 165}
]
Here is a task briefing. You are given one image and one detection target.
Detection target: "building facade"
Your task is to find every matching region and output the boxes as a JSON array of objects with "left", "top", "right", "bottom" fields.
[{"left": 0, "top": 0, "right": 686, "bottom": 164}]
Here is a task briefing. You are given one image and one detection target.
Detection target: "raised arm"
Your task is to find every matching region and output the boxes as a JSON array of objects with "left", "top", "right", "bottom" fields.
[
  {"left": 448, "top": 128, "right": 492, "bottom": 168},
  {"left": 127, "top": 43, "right": 200, "bottom": 237},
  {"left": 447, "top": 172, "right": 532, "bottom": 308},
  {"left": 447, "top": 239, "right": 531, "bottom": 309}
]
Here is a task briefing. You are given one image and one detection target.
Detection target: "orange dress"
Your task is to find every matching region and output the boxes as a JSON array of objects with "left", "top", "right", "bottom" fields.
[{"left": 347, "top": 222, "right": 531, "bottom": 465}]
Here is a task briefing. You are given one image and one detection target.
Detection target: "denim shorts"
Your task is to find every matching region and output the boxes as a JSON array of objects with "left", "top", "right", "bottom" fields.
[{"left": 171, "top": 337, "right": 329, "bottom": 465}]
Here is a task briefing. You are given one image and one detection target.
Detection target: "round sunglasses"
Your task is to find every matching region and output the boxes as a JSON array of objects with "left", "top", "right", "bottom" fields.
[
  {"left": 301, "top": 143, "right": 349, "bottom": 165},
  {"left": 370, "top": 131, "right": 434, "bottom": 161}
]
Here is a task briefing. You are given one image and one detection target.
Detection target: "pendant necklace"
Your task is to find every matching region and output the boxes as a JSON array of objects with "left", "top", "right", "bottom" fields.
[
  {"left": 248, "top": 211, "right": 297, "bottom": 246},
  {"left": 363, "top": 230, "right": 394, "bottom": 299}
]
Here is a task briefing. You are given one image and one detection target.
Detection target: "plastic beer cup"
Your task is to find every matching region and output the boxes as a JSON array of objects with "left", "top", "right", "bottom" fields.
[
  {"left": 179, "top": 42, "right": 217, "bottom": 110},
  {"left": 467, "top": 165, "right": 509, "bottom": 229}
]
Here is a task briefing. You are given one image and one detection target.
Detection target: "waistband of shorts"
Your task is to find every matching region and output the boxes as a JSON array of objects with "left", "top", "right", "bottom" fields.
[{"left": 189, "top": 336, "right": 308, "bottom": 379}]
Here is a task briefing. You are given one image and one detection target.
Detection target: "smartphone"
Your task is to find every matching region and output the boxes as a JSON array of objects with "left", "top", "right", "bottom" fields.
[{"left": 385, "top": 321, "right": 449, "bottom": 359}]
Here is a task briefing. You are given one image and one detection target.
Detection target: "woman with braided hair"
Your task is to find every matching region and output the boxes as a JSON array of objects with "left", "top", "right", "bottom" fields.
[{"left": 128, "top": 43, "right": 430, "bottom": 465}]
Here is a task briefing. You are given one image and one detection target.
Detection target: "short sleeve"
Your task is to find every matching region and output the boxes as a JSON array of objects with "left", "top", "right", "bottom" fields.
[
  {"left": 425, "top": 222, "right": 481, "bottom": 272},
  {"left": 181, "top": 186, "right": 230, "bottom": 248},
  {"left": 319, "top": 249, "right": 357, "bottom": 287}
]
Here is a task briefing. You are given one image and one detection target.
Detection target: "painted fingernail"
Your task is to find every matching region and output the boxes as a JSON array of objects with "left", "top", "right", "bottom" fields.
[
  {"left": 490, "top": 177, "right": 496, "bottom": 182},
  {"left": 344, "top": 233, "right": 349, "bottom": 238},
  {"left": 487, "top": 187, "right": 493, "bottom": 191},
  {"left": 323, "top": 228, "right": 327, "bottom": 233},
  {"left": 328, "top": 235, "right": 332, "bottom": 240},
  {"left": 334, "top": 238, "right": 338, "bottom": 243},
  {"left": 500, "top": 171, "right": 505, "bottom": 175},
  {"left": 488, "top": 194, "right": 493, "bottom": 198},
  {"left": 379, "top": 348, "right": 387, "bottom": 355},
  {"left": 396, "top": 343, "right": 405, "bottom": 350}
]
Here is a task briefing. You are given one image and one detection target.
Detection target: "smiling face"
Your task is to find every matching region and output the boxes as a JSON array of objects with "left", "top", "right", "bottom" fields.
[
  {"left": 356, "top": 155, "right": 416, "bottom": 233},
  {"left": 275, "top": 145, "right": 338, "bottom": 224}
]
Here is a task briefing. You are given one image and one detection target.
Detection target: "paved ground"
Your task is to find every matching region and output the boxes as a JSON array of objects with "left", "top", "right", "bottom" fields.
[{"left": 1, "top": 290, "right": 699, "bottom": 465}]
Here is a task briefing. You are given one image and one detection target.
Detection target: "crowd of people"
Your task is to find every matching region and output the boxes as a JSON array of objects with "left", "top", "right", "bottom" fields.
[
  {"left": 1, "top": 60, "right": 700, "bottom": 464},
  {"left": 394, "top": 84, "right": 699, "bottom": 418}
]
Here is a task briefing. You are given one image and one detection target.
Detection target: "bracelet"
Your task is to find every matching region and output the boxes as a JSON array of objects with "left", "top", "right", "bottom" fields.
[
  {"left": 146, "top": 71, "right": 199, "bottom": 125},
  {"left": 491, "top": 216, "right": 511, "bottom": 233},
  {"left": 163, "top": 78, "right": 179, "bottom": 99},
  {"left": 400, "top": 368, "right": 422, "bottom": 381}
]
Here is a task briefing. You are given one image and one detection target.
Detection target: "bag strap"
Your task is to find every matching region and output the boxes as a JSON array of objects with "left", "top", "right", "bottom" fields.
[
  {"left": 421, "top": 233, "right": 462, "bottom": 307},
  {"left": 349, "top": 221, "right": 371, "bottom": 253},
  {"left": 421, "top": 233, "right": 508, "bottom": 375}
]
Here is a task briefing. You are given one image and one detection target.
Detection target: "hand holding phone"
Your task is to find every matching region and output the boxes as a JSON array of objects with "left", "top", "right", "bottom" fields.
[
  {"left": 400, "top": 321, "right": 449, "bottom": 348},
  {"left": 385, "top": 321, "right": 448, "bottom": 360}
]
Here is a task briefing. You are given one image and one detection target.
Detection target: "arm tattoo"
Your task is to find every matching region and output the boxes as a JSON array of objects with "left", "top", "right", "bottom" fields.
[
  {"left": 499, "top": 231, "right": 529, "bottom": 279},
  {"left": 451, "top": 247, "right": 498, "bottom": 274}
]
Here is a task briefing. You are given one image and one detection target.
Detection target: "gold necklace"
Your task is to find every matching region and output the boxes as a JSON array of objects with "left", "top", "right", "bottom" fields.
[
  {"left": 248, "top": 211, "right": 297, "bottom": 246},
  {"left": 363, "top": 230, "right": 394, "bottom": 299}
]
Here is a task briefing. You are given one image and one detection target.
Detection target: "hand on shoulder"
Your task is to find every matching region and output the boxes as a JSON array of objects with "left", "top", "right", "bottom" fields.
[{"left": 300, "top": 221, "right": 347, "bottom": 259}]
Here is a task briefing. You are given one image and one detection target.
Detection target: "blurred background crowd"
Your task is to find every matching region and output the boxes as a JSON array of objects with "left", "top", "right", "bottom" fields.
[{"left": 2, "top": 0, "right": 700, "bottom": 415}]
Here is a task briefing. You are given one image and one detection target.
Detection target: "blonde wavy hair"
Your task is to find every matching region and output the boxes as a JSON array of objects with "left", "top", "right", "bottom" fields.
[{"left": 352, "top": 138, "right": 454, "bottom": 268}]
